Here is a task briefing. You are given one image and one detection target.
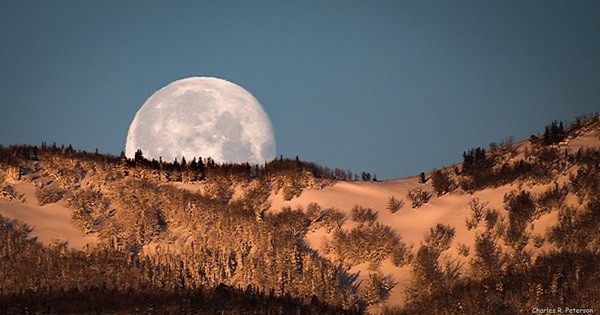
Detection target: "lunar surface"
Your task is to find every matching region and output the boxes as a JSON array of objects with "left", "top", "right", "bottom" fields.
[{"left": 125, "top": 77, "right": 276, "bottom": 164}]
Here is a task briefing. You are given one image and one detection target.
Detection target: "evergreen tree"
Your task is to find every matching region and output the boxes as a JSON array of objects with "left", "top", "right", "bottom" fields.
[
  {"left": 431, "top": 169, "right": 455, "bottom": 196},
  {"left": 386, "top": 195, "right": 403, "bottom": 213},
  {"left": 361, "top": 172, "right": 372, "bottom": 181},
  {"left": 134, "top": 149, "right": 144, "bottom": 162}
]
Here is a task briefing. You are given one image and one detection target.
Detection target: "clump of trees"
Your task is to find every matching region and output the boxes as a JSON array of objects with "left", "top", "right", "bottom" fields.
[
  {"left": 350, "top": 205, "right": 378, "bottom": 224},
  {"left": 407, "top": 187, "right": 432, "bottom": 208},
  {"left": 457, "top": 145, "right": 567, "bottom": 192},
  {"left": 431, "top": 168, "right": 456, "bottom": 196},
  {"left": 326, "top": 222, "right": 409, "bottom": 270},
  {"left": 458, "top": 147, "right": 494, "bottom": 192},
  {"left": 503, "top": 190, "right": 536, "bottom": 246},
  {"left": 35, "top": 182, "right": 66, "bottom": 206},
  {"left": 386, "top": 195, "right": 404, "bottom": 213},
  {"left": 469, "top": 231, "right": 505, "bottom": 280},
  {"left": 548, "top": 201, "right": 600, "bottom": 252},
  {"left": 568, "top": 150, "right": 600, "bottom": 204},
  {"left": 542, "top": 120, "right": 566, "bottom": 145},
  {"left": 454, "top": 117, "right": 600, "bottom": 193},
  {"left": 403, "top": 199, "right": 600, "bottom": 313},
  {"left": 465, "top": 198, "right": 489, "bottom": 230},
  {"left": 537, "top": 182, "right": 568, "bottom": 214},
  {"left": 0, "top": 142, "right": 356, "bottom": 202},
  {"left": 405, "top": 224, "right": 461, "bottom": 310},
  {"left": 360, "top": 272, "right": 396, "bottom": 306},
  {"left": 0, "top": 183, "right": 25, "bottom": 202},
  {"left": 64, "top": 188, "right": 110, "bottom": 234}
]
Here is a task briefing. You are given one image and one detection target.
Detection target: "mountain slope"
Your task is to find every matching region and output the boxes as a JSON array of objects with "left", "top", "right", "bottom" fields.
[{"left": 1, "top": 114, "right": 599, "bottom": 313}]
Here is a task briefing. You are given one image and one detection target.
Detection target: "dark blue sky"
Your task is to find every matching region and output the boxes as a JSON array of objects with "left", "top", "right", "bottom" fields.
[{"left": 1, "top": 1, "right": 599, "bottom": 179}]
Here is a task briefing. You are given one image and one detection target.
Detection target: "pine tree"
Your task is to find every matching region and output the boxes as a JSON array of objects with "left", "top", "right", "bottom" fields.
[
  {"left": 134, "top": 149, "right": 144, "bottom": 162},
  {"left": 386, "top": 196, "right": 403, "bottom": 213},
  {"left": 431, "top": 169, "right": 455, "bottom": 196}
]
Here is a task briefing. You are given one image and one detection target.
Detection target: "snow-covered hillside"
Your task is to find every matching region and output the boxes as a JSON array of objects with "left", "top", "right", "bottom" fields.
[{"left": 1, "top": 115, "right": 600, "bottom": 313}]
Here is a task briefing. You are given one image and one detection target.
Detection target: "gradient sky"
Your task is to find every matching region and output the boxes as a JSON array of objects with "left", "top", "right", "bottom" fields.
[{"left": 1, "top": 1, "right": 599, "bottom": 179}]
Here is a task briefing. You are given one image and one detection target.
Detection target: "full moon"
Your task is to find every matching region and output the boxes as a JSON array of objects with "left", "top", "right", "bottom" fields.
[{"left": 125, "top": 77, "right": 276, "bottom": 165}]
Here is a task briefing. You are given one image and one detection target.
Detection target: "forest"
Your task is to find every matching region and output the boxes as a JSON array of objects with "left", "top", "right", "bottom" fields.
[
  {"left": 1, "top": 114, "right": 599, "bottom": 313},
  {"left": 0, "top": 142, "right": 371, "bottom": 313}
]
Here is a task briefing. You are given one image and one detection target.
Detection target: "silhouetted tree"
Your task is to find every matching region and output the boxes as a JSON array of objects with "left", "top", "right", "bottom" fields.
[
  {"left": 431, "top": 169, "right": 455, "bottom": 196},
  {"left": 134, "top": 149, "right": 144, "bottom": 162},
  {"left": 361, "top": 172, "right": 372, "bottom": 182},
  {"left": 543, "top": 120, "right": 566, "bottom": 145}
]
